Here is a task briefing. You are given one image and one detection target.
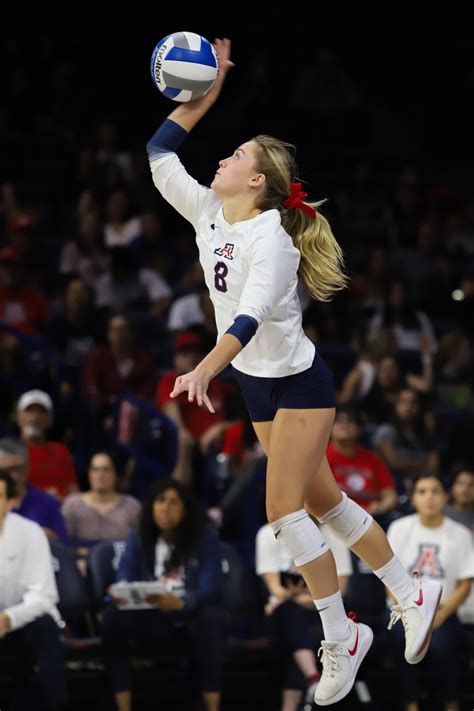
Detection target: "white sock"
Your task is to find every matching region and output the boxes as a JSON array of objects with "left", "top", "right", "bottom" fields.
[
  {"left": 374, "top": 555, "right": 416, "bottom": 603},
  {"left": 314, "top": 591, "right": 350, "bottom": 642}
]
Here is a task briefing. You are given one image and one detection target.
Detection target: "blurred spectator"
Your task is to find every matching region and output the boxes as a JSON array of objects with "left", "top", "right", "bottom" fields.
[
  {"left": 58, "top": 209, "right": 107, "bottom": 287},
  {"left": 334, "top": 162, "right": 393, "bottom": 248},
  {"left": 359, "top": 354, "right": 432, "bottom": 427},
  {"left": 95, "top": 247, "right": 171, "bottom": 317},
  {"left": 0, "top": 469, "right": 68, "bottom": 710},
  {"left": 62, "top": 450, "right": 140, "bottom": 559},
  {"left": 83, "top": 313, "right": 156, "bottom": 412},
  {"left": 326, "top": 407, "right": 397, "bottom": 518},
  {"left": 47, "top": 277, "right": 104, "bottom": 394},
  {"left": 96, "top": 120, "right": 134, "bottom": 185},
  {"left": 15, "top": 389, "right": 78, "bottom": 500},
  {"left": 0, "top": 437, "right": 67, "bottom": 541},
  {"left": 445, "top": 469, "right": 474, "bottom": 533},
  {"left": 433, "top": 332, "right": 473, "bottom": 411},
  {"left": 104, "top": 189, "right": 141, "bottom": 248},
  {"left": 338, "top": 329, "right": 396, "bottom": 404},
  {"left": 0, "top": 246, "right": 49, "bottom": 335},
  {"left": 350, "top": 247, "right": 390, "bottom": 319},
  {"left": 391, "top": 220, "right": 438, "bottom": 299},
  {"left": 256, "top": 521, "right": 352, "bottom": 711},
  {"left": 386, "top": 474, "right": 474, "bottom": 710},
  {"left": 207, "top": 411, "right": 267, "bottom": 536},
  {"left": 391, "top": 164, "right": 424, "bottom": 249},
  {"left": 156, "top": 332, "right": 236, "bottom": 485},
  {"left": 373, "top": 388, "right": 439, "bottom": 491},
  {"left": 102, "top": 479, "right": 227, "bottom": 711},
  {"left": 368, "top": 280, "right": 436, "bottom": 352}
]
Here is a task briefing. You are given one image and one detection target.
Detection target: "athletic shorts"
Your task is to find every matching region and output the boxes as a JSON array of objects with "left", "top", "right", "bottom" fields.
[{"left": 231, "top": 350, "right": 336, "bottom": 422}]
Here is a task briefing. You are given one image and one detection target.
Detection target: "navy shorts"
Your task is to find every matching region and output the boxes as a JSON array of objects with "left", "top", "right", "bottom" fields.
[{"left": 232, "top": 350, "right": 336, "bottom": 422}]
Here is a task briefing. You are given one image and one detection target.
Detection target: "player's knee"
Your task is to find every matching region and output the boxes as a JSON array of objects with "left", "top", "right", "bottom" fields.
[
  {"left": 269, "top": 508, "right": 329, "bottom": 566},
  {"left": 317, "top": 492, "right": 373, "bottom": 547}
]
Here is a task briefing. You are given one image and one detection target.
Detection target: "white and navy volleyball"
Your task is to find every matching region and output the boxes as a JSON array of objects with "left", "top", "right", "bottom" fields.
[{"left": 150, "top": 31, "right": 218, "bottom": 102}]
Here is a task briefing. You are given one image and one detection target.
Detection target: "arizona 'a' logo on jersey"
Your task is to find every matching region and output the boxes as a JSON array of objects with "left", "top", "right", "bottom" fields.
[
  {"left": 410, "top": 543, "right": 445, "bottom": 579},
  {"left": 214, "top": 243, "right": 235, "bottom": 260}
]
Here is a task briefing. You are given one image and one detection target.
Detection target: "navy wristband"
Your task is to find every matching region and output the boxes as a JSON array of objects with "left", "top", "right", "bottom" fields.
[
  {"left": 226, "top": 315, "right": 258, "bottom": 347},
  {"left": 147, "top": 119, "right": 188, "bottom": 160}
]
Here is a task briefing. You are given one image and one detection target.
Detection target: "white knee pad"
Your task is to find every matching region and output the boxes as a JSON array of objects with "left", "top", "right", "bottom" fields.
[
  {"left": 270, "top": 509, "right": 329, "bottom": 567},
  {"left": 317, "top": 492, "right": 373, "bottom": 547}
]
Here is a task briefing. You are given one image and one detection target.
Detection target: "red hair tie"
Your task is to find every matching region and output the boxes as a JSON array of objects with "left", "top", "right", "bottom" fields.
[{"left": 282, "top": 182, "right": 317, "bottom": 219}]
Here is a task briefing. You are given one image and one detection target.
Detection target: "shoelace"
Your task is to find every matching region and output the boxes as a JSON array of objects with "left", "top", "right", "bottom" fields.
[
  {"left": 318, "top": 642, "right": 340, "bottom": 678},
  {"left": 387, "top": 603, "right": 409, "bottom": 631}
]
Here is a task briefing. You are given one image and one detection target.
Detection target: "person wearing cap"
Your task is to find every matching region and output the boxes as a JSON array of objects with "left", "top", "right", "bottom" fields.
[
  {"left": 156, "top": 332, "right": 237, "bottom": 485},
  {"left": 15, "top": 390, "right": 78, "bottom": 500},
  {"left": 0, "top": 437, "right": 68, "bottom": 541},
  {"left": 0, "top": 469, "right": 68, "bottom": 710}
]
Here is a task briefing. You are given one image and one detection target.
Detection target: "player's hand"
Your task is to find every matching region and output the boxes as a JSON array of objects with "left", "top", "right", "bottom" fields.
[
  {"left": 191, "top": 38, "right": 234, "bottom": 106},
  {"left": 170, "top": 368, "right": 215, "bottom": 413},
  {"left": 0, "top": 612, "right": 11, "bottom": 639}
]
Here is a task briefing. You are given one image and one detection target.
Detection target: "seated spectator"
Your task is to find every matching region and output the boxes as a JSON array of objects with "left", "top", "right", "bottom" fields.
[
  {"left": 156, "top": 332, "right": 236, "bottom": 485},
  {"left": 101, "top": 479, "right": 227, "bottom": 711},
  {"left": 95, "top": 247, "right": 171, "bottom": 317},
  {"left": 83, "top": 313, "right": 156, "bottom": 416},
  {"left": 0, "top": 470, "right": 68, "bottom": 710},
  {"left": 0, "top": 246, "right": 49, "bottom": 336},
  {"left": 445, "top": 468, "right": 474, "bottom": 533},
  {"left": 15, "top": 389, "right": 78, "bottom": 500},
  {"left": 338, "top": 328, "right": 396, "bottom": 404},
  {"left": 104, "top": 189, "right": 141, "bottom": 248},
  {"left": 62, "top": 450, "right": 140, "bottom": 559},
  {"left": 433, "top": 332, "right": 473, "bottom": 411},
  {"left": 58, "top": 208, "right": 107, "bottom": 287},
  {"left": 368, "top": 280, "right": 437, "bottom": 353},
  {"left": 0, "top": 437, "right": 67, "bottom": 541},
  {"left": 207, "top": 411, "right": 267, "bottom": 536},
  {"left": 373, "top": 388, "right": 439, "bottom": 493},
  {"left": 445, "top": 469, "right": 474, "bottom": 625},
  {"left": 46, "top": 277, "right": 104, "bottom": 394},
  {"left": 326, "top": 407, "right": 398, "bottom": 521},
  {"left": 386, "top": 474, "right": 474, "bottom": 711},
  {"left": 256, "top": 521, "right": 352, "bottom": 711}
]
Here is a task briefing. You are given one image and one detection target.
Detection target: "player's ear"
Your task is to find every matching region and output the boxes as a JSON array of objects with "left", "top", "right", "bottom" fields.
[{"left": 250, "top": 173, "right": 265, "bottom": 188}]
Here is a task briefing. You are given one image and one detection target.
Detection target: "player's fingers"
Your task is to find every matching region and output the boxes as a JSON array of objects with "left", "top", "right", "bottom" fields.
[
  {"left": 203, "top": 392, "right": 215, "bottom": 414},
  {"left": 196, "top": 383, "right": 203, "bottom": 407},
  {"left": 170, "top": 377, "right": 182, "bottom": 398},
  {"left": 188, "top": 381, "right": 195, "bottom": 403}
]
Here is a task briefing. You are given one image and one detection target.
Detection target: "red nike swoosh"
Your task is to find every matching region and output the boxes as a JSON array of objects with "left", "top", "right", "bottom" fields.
[
  {"left": 348, "top": 627, "right": 359, "bottom": 656},
  {"left": 414, "top": 587, "right": 423, "bottom": 606}
]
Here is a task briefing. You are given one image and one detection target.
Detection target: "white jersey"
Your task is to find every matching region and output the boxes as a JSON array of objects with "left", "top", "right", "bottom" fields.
[
  {"left": 149, "top": 152, "right": 315, "bottom": 377},
  {"left": 387, "top": 514, "right": 474, "bottom": 605}
]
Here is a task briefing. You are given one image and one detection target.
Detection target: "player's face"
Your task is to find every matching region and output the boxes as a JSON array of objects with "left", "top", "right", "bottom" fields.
[
  {"left": 211, "top": 141, "right": 262, "bottom": 196},
  {"left": 411, "top": 477, "right": 447, "bottom": 517}
]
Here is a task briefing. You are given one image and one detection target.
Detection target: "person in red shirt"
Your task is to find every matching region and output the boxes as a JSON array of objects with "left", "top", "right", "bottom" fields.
[
  {"left": 0, "top": 247, "right": 49, "bottom": 335},
  {"left": 156, "top": 332, "right": 236, "bottom": 485},
  {"left": 326, "top": 406, "right": 397, "bottom": 517},
  {"left": 15, "top": 389, "right": 78, "bottom": 500}
]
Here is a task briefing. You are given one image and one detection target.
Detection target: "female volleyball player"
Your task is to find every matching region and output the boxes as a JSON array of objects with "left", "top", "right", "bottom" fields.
[{"left": 146, "top": 38, "right": 441, "bottom": 706}]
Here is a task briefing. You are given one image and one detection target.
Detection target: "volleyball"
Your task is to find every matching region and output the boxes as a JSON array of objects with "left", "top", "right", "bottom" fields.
[{"left": 150, "top": 31, "right": 218, "bottom": 102}]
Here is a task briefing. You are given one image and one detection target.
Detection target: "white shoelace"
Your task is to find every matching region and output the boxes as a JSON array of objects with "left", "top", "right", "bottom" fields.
[
  {"left": 387, "top": 603, "right": 409, "bottom": 631},
  {"left": 318, "top": 642, "right": 340, "bottom": 678}
]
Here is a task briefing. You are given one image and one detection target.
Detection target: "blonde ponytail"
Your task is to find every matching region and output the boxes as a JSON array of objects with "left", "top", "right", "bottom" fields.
[
  {"left": 253, "top": 134, "right": 348, "bottom": 302},
  {"left": 282, "top": 201, "right": 348, "bottom": 301}
]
